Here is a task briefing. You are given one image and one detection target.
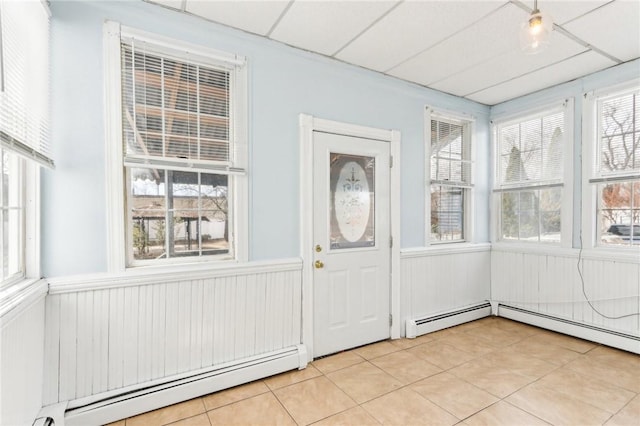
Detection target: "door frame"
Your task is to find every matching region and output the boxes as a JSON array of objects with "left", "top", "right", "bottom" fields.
[{"left": 299, "top": 114, "right": 401, "bottom": 362}]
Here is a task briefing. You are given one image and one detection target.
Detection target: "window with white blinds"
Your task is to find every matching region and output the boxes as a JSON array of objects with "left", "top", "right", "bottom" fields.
[
  {"left": 110, "top": 26, "right": 247, "bottom": 267},
  {"left": 0, "top": 0, "right": 52, "bottom": 168},
  {"left": 494, "top": 104, "right": 568, "bottom": 243},
  {"left": 589, "top": 87, "right": 640, "bottom": 247},
  {"left": 428, "top": 113, "right": 473, "bottom": 243}
]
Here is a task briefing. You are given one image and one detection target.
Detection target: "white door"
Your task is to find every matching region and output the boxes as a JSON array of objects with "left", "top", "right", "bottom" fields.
[{"left": 312, "top": 130, "right": 391, "bottom": 358}]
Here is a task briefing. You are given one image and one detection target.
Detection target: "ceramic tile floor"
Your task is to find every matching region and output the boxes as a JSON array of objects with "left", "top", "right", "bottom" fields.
[{"left": 107, "top": 317, "right": 640, "bottom": 425}]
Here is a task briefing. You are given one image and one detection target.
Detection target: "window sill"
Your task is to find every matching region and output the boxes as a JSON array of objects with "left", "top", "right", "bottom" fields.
[
  {"left": 0, "top": 278, "right": 48, "bottom": 324},
  {"left": 48, "top": 257, "right": 303, "bottom": 294},
  {"left": 401, "top": 243, "right": 491, "bottom": 258}
]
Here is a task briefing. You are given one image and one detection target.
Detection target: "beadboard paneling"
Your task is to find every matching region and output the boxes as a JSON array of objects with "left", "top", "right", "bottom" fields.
[
  {"left": 401, "top": 245, "right": 491, "bottom": 324},
  {"left": 43, "top": 262, "right": 302, "bottom": 406},
  {"left": 491, "top": 248, "right": 640, "bottom": 337},
  {"left": 1, "top": 295, "right": 46, "bottom": 426}
]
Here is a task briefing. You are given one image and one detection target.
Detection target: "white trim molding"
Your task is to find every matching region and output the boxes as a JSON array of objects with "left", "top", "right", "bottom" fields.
[
  {"left": 47, "top": 257, "right": 302, "bottom": 294},
  {"left": 299, "top": 114, "right": 402, "bottom": 360}
]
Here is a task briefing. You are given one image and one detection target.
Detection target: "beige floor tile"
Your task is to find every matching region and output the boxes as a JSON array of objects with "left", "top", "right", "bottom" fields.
[
  {"left": 352, "top": 341, "right": 399, "bottom": 360},
  {"left": 273, "top": 376, "right": 356, "bottom": 425},
  {"left": 389, "top": 336, "right": 430, "bottom": 349},
  {"left": 529, "top": 330, "right": 597, "bottom": 353},
  {"left": 509, "top": 338, "right": 582, "bottom": 365},
  {"left": 202, "top": 380, "right": 270, "bottom": 411},
  {"left": 480, "top": 348, "right": 558, "bottom": 380},
  {"left": 535, "top": 368, "right": 636, "bottom": 414},
  {"left": 311, "top": 406, "right": 380, "bottom": 426},
  {"left": 464, "top": 324, "right": 525, "bottom": 346},
  {"left": 207, "top": 392, "right": 295, "bottom": 426},
  {"left": 370, "top": 350, "right": 442, "bottom": 384},
  {"left": 105, "top": 421, "right": 125, "bottom": 426},
  {"left": 410, "top": 372, "right": 499, "bottom": 420},
  {"left": 449, "top": 358, "right": 534, "bottom": 398},
  {"left": 438, "top": 333, "right": 500, "bottom": 357},
  {"left": 605, "top": 394, "right": 640, "bottom": 426},
  {"left": 126, "top": 398, "right": 206, "bottom": 426},
  {"left": 586, "top": 346, "right": 640, "bottom": 371},
  {"left": 464, "top": 401, "right": 550, "bottom": 426},
  {"left": 327, "top": 361, "right": 403, "bottom": 403},
  {"left": 167, "top": 413, "right": 211, "bottom": 426},
  {"left": 407, "top": 341, "right": 476, "bottom": 370},
  {"left": 311, "top": 351, "right": 365, "bottom": 374},
  {"left": 565, "top": 355, "right": 640, "bottom": 392},
  {"left": 489, "top": 318, "right": 541, "bottom": 337},
  {"left": 422, "top": 327, "right": 458, "bottom": 340},
  {"left": 264, "top": 364, "right": 322, "bottom": 390},
  {"left": 362, "top": 387, "right": 459, "bottom": 426},
  {"left": 506, "top": 384, "right": 612, "bottom": 425}
]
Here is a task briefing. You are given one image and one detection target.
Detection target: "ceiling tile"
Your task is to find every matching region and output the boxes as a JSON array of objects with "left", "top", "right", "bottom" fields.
[
  {"left": 467, "top": 50, "right": 616, "bottom": 105},
  {"left": 388, "top": 3, "right": 528, "bottom": 86},
  {"left": 147, "top": 0, "right": 183, "bottom": 10},
  {"left": 270, "top": 1, "right": 398, "bottom": 56},
  {"left": 563, "top": 0, "right": 640, "bottom": 62},
  {"left": 185, "top": 0, "right": 290, "bottom": 36},
  {"left": 430, "top": 30, "right": 588, "bottom": 97},
  {"left": 336, "top": 0, "right": 503, "bottom": 72},
  {"left": 521, "top": 0, "right": 609, "bottom": 25}
]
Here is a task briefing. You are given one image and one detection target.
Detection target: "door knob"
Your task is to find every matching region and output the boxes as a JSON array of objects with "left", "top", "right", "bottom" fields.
[{"left": 315, "top": 260, "right": 324, "bottom": 269}]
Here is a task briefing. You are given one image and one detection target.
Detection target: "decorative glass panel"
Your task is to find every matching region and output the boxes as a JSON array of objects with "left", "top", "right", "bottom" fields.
[{"left": 330, "top": 153, "right": 375, "bottom": 249}]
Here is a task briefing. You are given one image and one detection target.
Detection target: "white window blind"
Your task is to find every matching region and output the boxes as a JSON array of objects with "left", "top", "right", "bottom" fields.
[
  {"left": 0, "top": 0, "right": 52, "bottom": 169},
  {"left": 591, "top": 88, "right": 640, "bottom": 183},
  {"left": 120, "top": 36, "right": 244, "bottom": 175},
  {"left": 496, "top": 110, "right": 564, "bottom": 190},
  {"left": 430, "top": 118, "right": 472, "bottom": 188},
  {"left": 494, "top": 104, "right": 567, "bottom": 243}
]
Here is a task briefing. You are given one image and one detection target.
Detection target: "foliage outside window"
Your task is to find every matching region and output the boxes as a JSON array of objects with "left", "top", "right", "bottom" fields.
[
  {"left": 429, "top": 116, "right": 472, "bottom": 242},
  {"left": 494, "top": 108, "right": 565, "bottom": 243},
  {"left": 120, "top": 36, "right": 245, "bottom": 265},
  {"left": 591, "top": 88, "right": 640, "bottom": 247}
]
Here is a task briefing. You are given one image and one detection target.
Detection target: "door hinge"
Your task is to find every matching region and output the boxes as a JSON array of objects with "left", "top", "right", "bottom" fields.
[
  {"left": 389, "top": 235, "right": 393, "bottom": 248},
  {"left": 390, "top": 155, "right": 393, "bottom": 168},
  {"left": 389, "top": 314, "right": 393, "bottom": 326}
]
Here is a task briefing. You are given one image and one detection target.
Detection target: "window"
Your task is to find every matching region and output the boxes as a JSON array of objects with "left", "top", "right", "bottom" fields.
[
  {"left": 105, "top": 23, "right": 247, "bottom": 269},
  {"left": 493, "top": 100, "right": 572, "bottom": 244},
  {"left": 587, "top": 85, "right": 640, "bottom": 247},
  {"left": 0, "top": 0, "right": 51, "bottom": 286},
  {"left": 427, "top": 110, "right": 473, "bottom": 243}
]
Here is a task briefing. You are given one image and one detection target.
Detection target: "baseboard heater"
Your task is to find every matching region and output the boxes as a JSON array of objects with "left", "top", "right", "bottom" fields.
[
  {"left": 498, "top": 304, "right": 640, "bottom": 355},
  {"left": 58, "top": 345, "right": 307, "bottom": 426},
  {"left": 405, "top": 302, "right": 492, "bottom": 338}
]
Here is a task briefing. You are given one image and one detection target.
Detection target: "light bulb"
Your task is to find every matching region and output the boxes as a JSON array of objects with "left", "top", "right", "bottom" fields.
[{"left": 520, "top": 9, "right": 553, "bottom": 54}]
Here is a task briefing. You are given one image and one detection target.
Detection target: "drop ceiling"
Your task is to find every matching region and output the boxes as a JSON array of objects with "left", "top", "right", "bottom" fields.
[{"left": 147, "top": 0, "right": 640, "bottom": 106}]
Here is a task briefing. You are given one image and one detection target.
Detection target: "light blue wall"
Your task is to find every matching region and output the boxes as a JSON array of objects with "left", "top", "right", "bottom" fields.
[
  {"left": 42, "top": 0, "right": 491, "bottom": 277},
  {"left": 490, "top": 59, "right": 640, "bottom": 248}
]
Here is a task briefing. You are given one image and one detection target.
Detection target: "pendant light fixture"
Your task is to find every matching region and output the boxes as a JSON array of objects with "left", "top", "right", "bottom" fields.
[{"left": 519, "top": 0, "right": 553, "bottom": 54}]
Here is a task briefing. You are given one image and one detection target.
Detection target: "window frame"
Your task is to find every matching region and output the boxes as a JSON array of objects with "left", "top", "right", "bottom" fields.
[
  {"left": 425, "top": 107, "right": 475, "bottom": 245},
  {"left": 491, "top": 99, "right": 574, "bottom": 248},
  {"left": 582, "top": 79, "right": 640, "bottom": 250},
  {"left": 104, "top": 22, "right": 248, "bottom": 272}
]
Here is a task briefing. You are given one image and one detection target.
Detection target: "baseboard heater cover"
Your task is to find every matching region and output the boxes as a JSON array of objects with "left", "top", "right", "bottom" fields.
[
  {"left": 62, "top": 344, "right": 307, "bottom": 426},
  {"left": 498, "top": 304, "right": 640, "bottom": 354},
  {"left": 405, "top": 302, "right": 492, "bottom": 338}
]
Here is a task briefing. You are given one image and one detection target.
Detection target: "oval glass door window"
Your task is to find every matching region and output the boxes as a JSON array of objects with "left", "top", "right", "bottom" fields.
[{"left": 330, "top": 153, "right": 375, "bottom": 249}]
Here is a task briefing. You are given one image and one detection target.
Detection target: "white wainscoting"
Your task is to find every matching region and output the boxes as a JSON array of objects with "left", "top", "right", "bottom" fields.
[
  {"left": 491, "top": 246, "right": 640, "bottom": 340},
  {"left": 1, "top": 280, "right": 48, "bottom": 426},
  {"left": 43, "top": 259, "right": 303, "bottom": 407},
  {"left": 401, "top": 244, "right": 492, "bottom": 334}
]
